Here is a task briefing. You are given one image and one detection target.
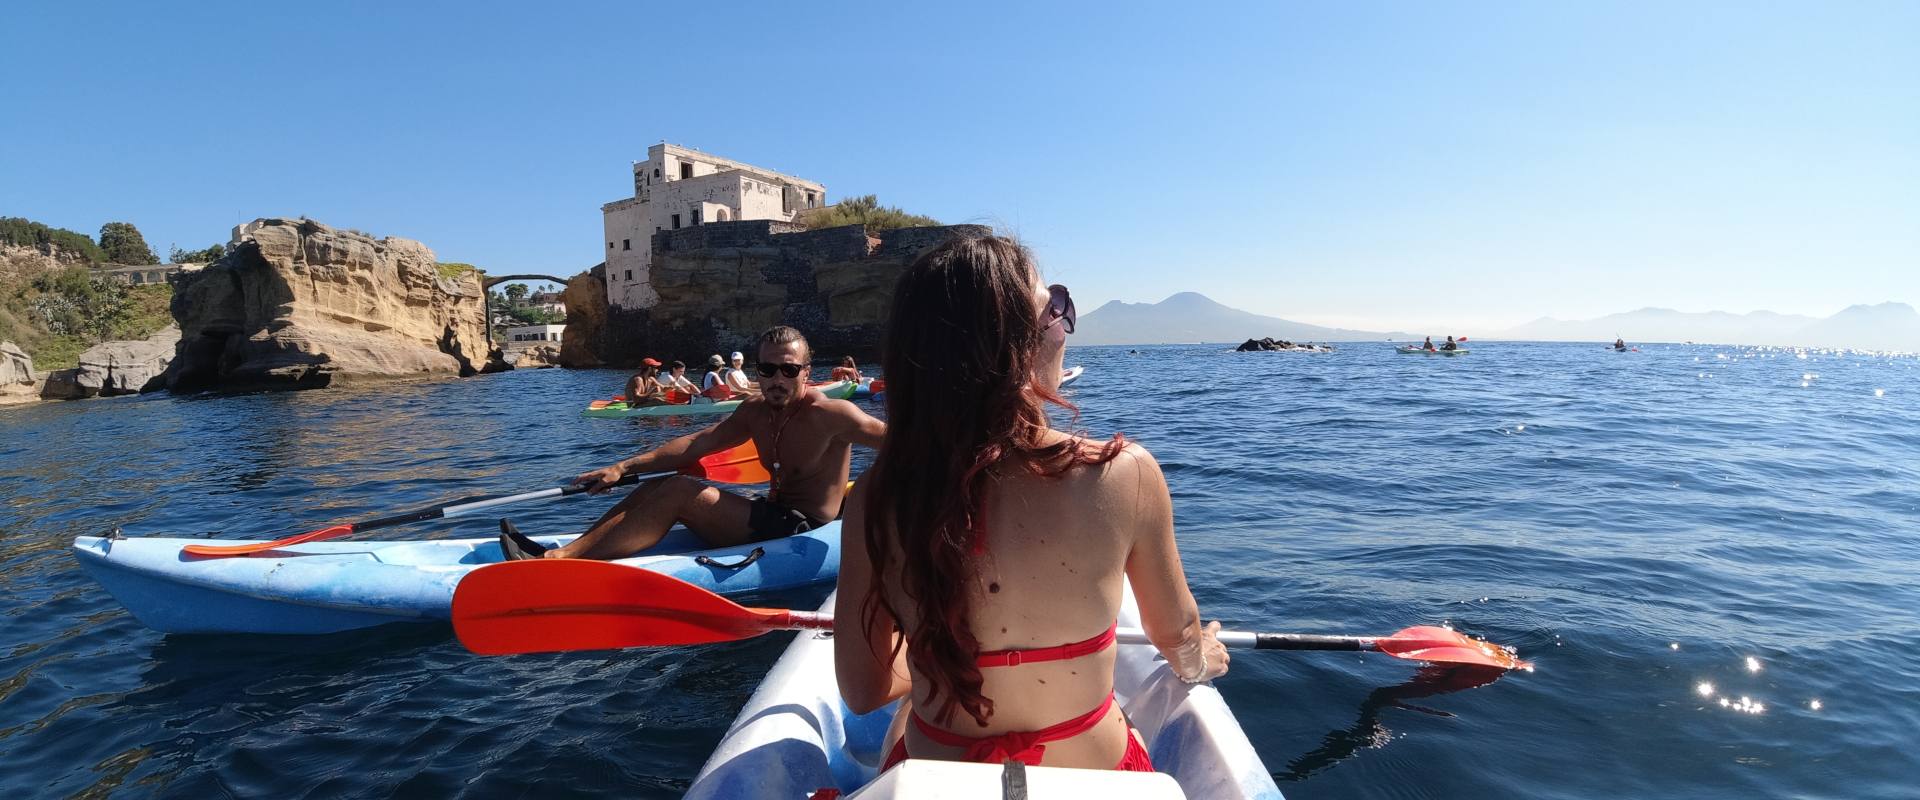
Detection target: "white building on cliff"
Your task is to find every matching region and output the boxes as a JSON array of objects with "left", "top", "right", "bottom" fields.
[{"left": 601, "top": 143, "right": 827, "bottom": 310}]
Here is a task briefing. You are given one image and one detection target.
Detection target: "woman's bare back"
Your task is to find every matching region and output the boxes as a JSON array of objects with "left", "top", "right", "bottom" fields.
[{"left": 885, "top": 437, "right": 1149, "bottom": 766}]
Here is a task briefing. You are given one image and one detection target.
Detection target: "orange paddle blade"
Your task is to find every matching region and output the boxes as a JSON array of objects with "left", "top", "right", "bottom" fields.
[
  {"left": 690, "top": 440, "right": 770, "bottom": 484},
  {"left": 182, "top": 524, "right": 353, "bottom": 557},
  {"left": 1375, "top": 625, "right": 1530, "bottom": 670},
  {"left": 453, "top": 559, "right": 799, "bottom": 655}
]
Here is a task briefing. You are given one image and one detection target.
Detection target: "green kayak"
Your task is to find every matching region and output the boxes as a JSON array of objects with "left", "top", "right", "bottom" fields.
[{"left": 584, "top": 380, "right": 855, "bottom": 418}]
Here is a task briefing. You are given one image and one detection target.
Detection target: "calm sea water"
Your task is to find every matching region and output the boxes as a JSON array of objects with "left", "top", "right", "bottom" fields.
[{"left": 3, "top": 342, "right": 1917, "bottom": 799}]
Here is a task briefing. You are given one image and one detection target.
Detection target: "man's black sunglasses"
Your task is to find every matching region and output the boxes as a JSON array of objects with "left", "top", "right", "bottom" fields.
[{"left": 756, "top": 362, "right": 807, "bottom": 379}]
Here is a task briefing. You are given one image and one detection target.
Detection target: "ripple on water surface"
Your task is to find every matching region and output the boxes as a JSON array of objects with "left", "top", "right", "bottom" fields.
[{"left": 3, "top": 343, "right": 1919, "bottom": 798}]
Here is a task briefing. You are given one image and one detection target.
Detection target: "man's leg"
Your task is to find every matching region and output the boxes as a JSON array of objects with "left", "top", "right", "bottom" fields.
[{"left": 547, "top": 476, "right": 754, "bottom": 559}]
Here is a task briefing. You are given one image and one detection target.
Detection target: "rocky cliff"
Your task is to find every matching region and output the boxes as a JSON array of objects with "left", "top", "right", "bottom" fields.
[
  {"left": 0, "top": 341, "right": 37, "bottom": 405},
  {"left": 164, "top": 218, "right": 500, "bottom": 391},
  {"left": 557, "top": 264, "right": 607, "bottom": 368},
  {"left": 562, "top": 221, "right": 990, "bottom": 367},
  {"left": 39, "top": 325, "right": 181, "bottom": 399}
]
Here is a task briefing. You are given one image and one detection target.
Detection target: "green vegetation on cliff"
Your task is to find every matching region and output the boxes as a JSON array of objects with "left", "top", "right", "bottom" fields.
[
  {"left": 1, "top": 217, "right": 105, "bottom": 263},
  {"left": 1, "top": 266, "right": 173, "bottom": 370},
  {"left": 98, "top": 222, "right": 158, "bottom": 265},
  {"left": 437, "top": 261, "right": 480, "bottom": 279},
  {"left": 796, "top": 195, "right": 940, "bottom": 232},
  {"left": 169, "top": 243, "right": 226, "bottom": 264},
  {"left": 1, "top": 217, "right": 189, "bottom": 369}
]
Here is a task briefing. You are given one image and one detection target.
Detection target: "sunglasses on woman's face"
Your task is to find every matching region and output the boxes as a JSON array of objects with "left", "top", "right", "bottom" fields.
[
  {"left": 756, "top": 362, "right": 806, "bottom": 379},
  {"left": 1043, "top": 284, "right": 1076, "bottom": 334}
]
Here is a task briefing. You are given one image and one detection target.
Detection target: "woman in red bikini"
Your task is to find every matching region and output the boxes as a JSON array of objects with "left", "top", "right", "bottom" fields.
[{"left": 835, "top": 235, "right": 1229, "bottom": 773}]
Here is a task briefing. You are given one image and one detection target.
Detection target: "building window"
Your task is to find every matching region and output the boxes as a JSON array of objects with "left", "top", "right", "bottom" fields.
[
  {"left": 622, "top": 239, "right": 631, "bottom": 251},
  {"left": 654, "top": 168, "right": 660, "bottom": 178},
  {"left": 692, "top": 208, "right": 702, "bottom": 226},
  {"left": 607, "top": 241, "right": 613, "bottom": 249},
  {"left": 717, "top": 208, "right": 730, "bottom": 221},
  {"left": 625, "top": 270, "right": 633, "bottom": 281},
  {"left": 807, "top": 191, "right": 817, "bottom": 208},
  {"left": 671, "top": 214, "right": 681, "bottom": 229},
  {"left": 680, "top": 162, "right": 693, "bottom": 179}
]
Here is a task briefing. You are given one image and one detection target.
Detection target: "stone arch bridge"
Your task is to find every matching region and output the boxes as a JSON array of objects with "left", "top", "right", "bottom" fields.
[{"left": 483, "top": 274, "right": 573, "bottom": 289}]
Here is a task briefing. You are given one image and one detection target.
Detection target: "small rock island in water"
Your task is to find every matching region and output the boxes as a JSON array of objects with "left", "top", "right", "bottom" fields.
[{"left": 1236, "top": 337, "right": 1335, "bottom": 352}]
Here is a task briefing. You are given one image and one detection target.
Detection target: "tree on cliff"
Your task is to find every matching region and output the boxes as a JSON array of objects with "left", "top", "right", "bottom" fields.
[
  {"left": 169, "top": 243, "right": 226, "bottom": 264},
  {"left": 0, "top": 217, "right": 105, "bottom": 263},
  {"left": 503, "top": 283, "right": 529, "bottom": 307},
  {"left": 796, "top": 195, "right": 940, "bottom": 232},
  {"left": 98, "top": 222, "right": 157, "bottom": 265}
]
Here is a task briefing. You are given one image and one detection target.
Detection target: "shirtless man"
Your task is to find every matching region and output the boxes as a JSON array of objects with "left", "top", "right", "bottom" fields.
[
  {"left": 500, "top": 326, "right": 886, "bottom": 560},
  {"left": 626, "top": 358, "right": 671, "bottom": 406},
  {"left": 830, "top": 356, "right": 862, "bottom": 384}
]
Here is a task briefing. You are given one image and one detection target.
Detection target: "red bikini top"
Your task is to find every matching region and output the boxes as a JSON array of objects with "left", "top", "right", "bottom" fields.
[{"left": 973, "top": 624, "right": 1117, "bottom": 668}]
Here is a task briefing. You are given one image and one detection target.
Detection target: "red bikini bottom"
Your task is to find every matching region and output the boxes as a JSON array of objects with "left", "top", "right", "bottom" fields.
[{"left": 880, "top": 693, "right": 1154, "bottom": 772}]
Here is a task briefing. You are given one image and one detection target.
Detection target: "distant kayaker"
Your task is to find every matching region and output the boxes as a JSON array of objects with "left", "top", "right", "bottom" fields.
[
  {"left": 700, "top": 354, "right": 731, "bottom": 401},
  {"left": 835, "top": 235, "right": 1227, "bottom": 775},
  {"left": 725, "top": 351, "right": 760, "bottom": 396},
  {"left": 830, "top": 356, "right": 862, "bottom": 384},
  {"left": 1422, "top": 336, "right": 1437, "bottom": 351},
  {"left": 501, "top": 325, "right": 886, "bottom": 561},
  {"left": 661, "top": 360, "right": 697, "bottom": 400},
  {"left": 623, "top": 358, "right": 666, "bottom": 407},
  {"left": 1441, "top": 336, "right": 1459, "bottom": 351},
  {"left": 1613, "top": 338, "right": 1626, "bottom": 350}
]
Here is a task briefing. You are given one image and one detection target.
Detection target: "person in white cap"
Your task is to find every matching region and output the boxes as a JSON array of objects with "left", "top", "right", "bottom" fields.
[{"left": 725, "top": 351, "right": 758, "bottom": 396}]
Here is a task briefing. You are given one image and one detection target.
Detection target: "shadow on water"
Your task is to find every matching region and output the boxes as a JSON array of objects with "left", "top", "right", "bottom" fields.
[{"left": 1276, "top": 664, "right": 1508, "bottom": 782}]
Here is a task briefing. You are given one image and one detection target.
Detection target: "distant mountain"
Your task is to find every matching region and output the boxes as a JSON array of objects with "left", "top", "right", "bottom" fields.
[
  {"left": 1494, "top": 303, "right": 1920, "bottom": 351},
  {"left": 1794, "top": 303, "right": 1920, "bottom": 352},
  {"left": 1073, "top": 292, "right": 1403, "bottom": 345}
]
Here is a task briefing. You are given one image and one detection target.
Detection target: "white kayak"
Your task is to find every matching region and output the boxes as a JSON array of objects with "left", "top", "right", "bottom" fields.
[{"left": 685, "top": 583, "right": 1283, "bottom": 799}]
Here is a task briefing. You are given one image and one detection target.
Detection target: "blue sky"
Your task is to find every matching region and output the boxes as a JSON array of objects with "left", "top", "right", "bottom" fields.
[{"left": 3, "top": 1, "right": 1914, "bottom": 332}]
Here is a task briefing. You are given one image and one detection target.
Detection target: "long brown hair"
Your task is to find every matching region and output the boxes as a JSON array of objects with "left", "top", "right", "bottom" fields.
[{"left": 862, "top": 234, "right": 1123, "bottom": 728}]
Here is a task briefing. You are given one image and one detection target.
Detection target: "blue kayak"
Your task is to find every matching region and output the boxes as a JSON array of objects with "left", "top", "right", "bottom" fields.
[{"left": 71, "top": 523, "right": 840, "bottom": 635}]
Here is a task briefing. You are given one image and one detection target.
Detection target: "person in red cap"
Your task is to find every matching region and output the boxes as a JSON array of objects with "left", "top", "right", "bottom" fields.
[{"left": 624, "top": 358, "right": 667, "bottom": 407}]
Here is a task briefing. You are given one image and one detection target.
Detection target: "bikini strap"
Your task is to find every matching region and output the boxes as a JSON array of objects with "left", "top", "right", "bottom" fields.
[
  {"left": 975, "top": 623, "right": 1117, "bottom": 668},
  {"left": 911, "top": 692, "right": 1117, "bottom": 766}
]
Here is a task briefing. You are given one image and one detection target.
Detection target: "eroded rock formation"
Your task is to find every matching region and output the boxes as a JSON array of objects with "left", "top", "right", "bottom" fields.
[
  {"left": 39, "top": 325, "right": 181, "bottom": 399},
  {"left": 0, "top": 341, "right": 38, "bottom": 406},
  {"left": 563, "top": 221, "right": 989, "bottom": 367},
  {"left": 557, "top": 265, "right": 607, "bottom": 368},
  {"left": 507, "top": 344, "right": 563, "bottom": 369},
  {"left": 163, "top": 218, "right": 499, "bottom": 391}
]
